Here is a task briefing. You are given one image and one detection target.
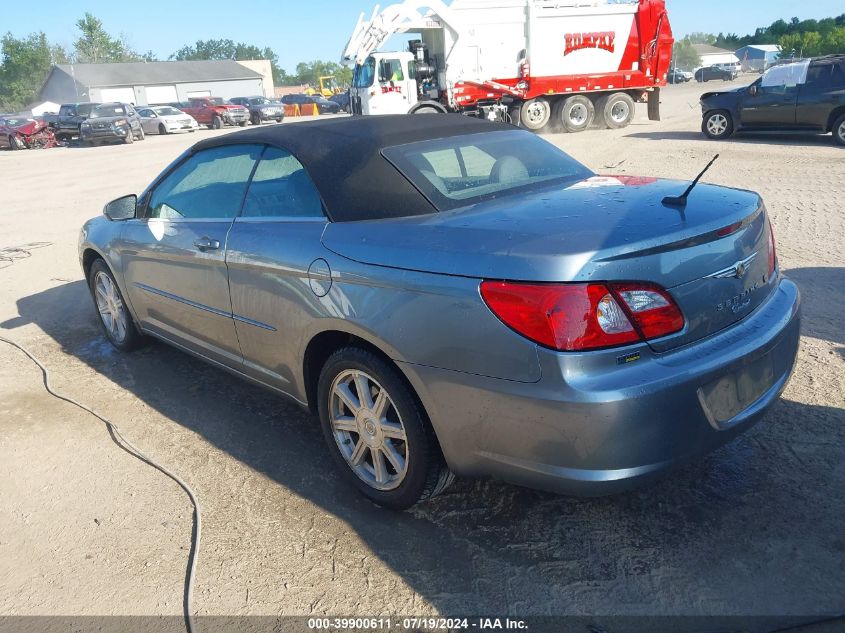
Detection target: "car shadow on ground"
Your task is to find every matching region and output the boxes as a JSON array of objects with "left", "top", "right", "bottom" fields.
[
  {"left": 2, "top": 280, "right": 844, "bottom": 621},
  {"left": 785, "top": 267, "right": 845, "bottom": 359},
  {"left": 627, "top": 130, "right": 837, "bottom": 147}
]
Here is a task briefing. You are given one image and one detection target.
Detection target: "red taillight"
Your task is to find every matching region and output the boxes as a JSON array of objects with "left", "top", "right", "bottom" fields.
[
  {"left": 767, "top": 221, "right": 777, "bottom": 277},
  {"left": 480, "top": 281, "right": 684, "bottom": 352}
]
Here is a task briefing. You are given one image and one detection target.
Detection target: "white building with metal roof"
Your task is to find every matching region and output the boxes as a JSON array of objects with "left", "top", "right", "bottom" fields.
[{"left": 38, "top": 60, "right": 271, "bottom": 106}]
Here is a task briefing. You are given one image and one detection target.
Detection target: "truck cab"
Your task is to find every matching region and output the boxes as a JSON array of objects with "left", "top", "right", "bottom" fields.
[{"left": 351, "top": 52, "right": 429, "bottom": 116}]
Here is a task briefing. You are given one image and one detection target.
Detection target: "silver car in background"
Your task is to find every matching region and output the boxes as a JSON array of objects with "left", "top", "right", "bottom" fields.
[
  {"left": 78, "top": 116, "right": 801, "bottom": 510},
  {"left": 137, "top": 105, "right": 199, "bottom": 135}
]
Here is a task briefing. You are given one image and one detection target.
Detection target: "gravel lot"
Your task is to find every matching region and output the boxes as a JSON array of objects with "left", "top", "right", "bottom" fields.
[{"left": 1, "top": 80, "right": 843, "bottom": 626}]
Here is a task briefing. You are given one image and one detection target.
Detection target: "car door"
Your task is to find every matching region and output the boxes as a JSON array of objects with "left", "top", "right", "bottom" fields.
[
  {"left": 741, "top": 62, "right": 806, "bottom": 128},
  {"left": 224, "top": 145, "right": 328, "bottom": 391},
  {"left": 137, "top": 108, "right": 156, "bottom": 134},
  {"left": 796, "top": 62, "right": 840, "bottom": 130},
  {"left": 120, "top": 144, "right": 263, "bottom": 367}
]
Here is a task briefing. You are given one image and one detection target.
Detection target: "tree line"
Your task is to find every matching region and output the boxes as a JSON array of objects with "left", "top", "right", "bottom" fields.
[
  {"left": 673, "top": 14, "right": 845, "bottom": 70},
  {"left": 0, "top": 13, "right": 352, "bottom": 112}
]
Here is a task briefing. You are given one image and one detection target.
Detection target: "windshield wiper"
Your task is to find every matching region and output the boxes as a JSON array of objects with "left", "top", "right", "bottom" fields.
[{"left": 663, "top": 154, "right": 720, "bottom": 207}]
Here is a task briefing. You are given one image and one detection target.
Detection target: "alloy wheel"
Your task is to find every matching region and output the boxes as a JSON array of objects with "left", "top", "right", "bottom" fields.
[
  {"left": 329, "top": 369, "right": 409, "bottom": 491},
  {"left": 94, "top": 271, "right": 128, "bottom": 344},
  {"left": 707, "top": 113, "right": 728, "bottom": 136}
]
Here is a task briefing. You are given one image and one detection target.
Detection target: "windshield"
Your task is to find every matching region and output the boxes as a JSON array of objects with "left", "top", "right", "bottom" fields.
[
  {"left": 208, "top": 97, "right": 229, "bottom": 105},
  {"left": 250, "top": 97, "right": 271, "bottom": 105},
  {"left": 153, "top": 106, "right": 182, "bottom": 116},
  {"left": 353, "top": 58, "right": 376, "bottom": 88},
  {"left": 4, "top": 118, "right": 33, "bottom": 126},
  {"left": 90, "top": 104, "right": 129, "bottom": 118},
  {"left": 382, "top": 130, "right": 594, "bottom": 211}
]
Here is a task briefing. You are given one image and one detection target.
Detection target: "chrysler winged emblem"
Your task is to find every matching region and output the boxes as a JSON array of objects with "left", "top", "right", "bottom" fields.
[{"left": 707, "top": 252, "right": 759, "bottom": 280}]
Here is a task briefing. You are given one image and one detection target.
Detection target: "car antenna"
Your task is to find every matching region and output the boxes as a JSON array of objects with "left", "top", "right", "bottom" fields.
[{"left": 662, "top": 154, "right": 720, "bottom": 207}]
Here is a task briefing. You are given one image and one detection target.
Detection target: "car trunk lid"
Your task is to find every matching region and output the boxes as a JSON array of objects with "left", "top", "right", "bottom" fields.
[{"left": 322, "top": 176, "right": 776, "bottom": 352}]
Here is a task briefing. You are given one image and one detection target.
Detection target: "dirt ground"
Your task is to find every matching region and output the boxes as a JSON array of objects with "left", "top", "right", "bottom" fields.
[{"left": 1, "top": 80, "right": 843, "bottom": 625}]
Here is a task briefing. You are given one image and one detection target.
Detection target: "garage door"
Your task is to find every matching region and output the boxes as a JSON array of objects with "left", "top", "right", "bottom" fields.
[
  {"left": 99, "top": 88, "right": 136, "bottom": 103},
  {"left": 145, "top": 85, "right": 178, "bottom": 104},
  {"left": 186, "top": 90, "right": 211, "bottom": 99}
]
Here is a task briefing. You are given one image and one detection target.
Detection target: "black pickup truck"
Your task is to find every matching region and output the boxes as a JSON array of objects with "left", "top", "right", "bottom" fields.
[
  {"left": 701, "top": 54, "right": 845, "bottom": 146},
  {"left": 54, "top": 102, "right": 101, "bottom": 141}
]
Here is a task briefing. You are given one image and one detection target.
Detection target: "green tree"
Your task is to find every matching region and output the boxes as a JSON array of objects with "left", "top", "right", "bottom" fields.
[
  {"left": 170, "top": 39, "right": 287, "bottom": 85},
  {"left": 0, "top": 32, "right": 54, "bottom": 111},
  {"left": 73, "top": 13, "right": 138, "bottom": 62},
  {"left": 672, "top": 39, "right": 702, "bottom": 71}
]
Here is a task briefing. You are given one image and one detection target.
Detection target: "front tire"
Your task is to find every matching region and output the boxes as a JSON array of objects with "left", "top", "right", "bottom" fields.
[
  {"left": 702, "top": 109, "right": 734, "bottom": 140},
  {"left": 519, "top": 97, "right": 552, "bottom": 131},
  {"left": 832, "top": 113, "right": 845, "bottom": 147},
  {"left": 211, "top": 115, "right": 223, "bottom": 130},
  {"left": 317, "top": 347, "right": 453, "bottom": 510},
  {"left": 555, "top": 95, "right": 594, "bottom": 133},
  {"left": 136, "top": 127, "right": 145, "bottom": 141},
  {"left": 124, "top": 130, "right": 134, "bottom": 144},
  {"left": 251, "top": 113, "right": 261, "bottom": 126},
  {"left": 88, "top": 259, "right": 144, "bottom": 352},
  {"left": 8, "top": 135, "right": 18, "bottom": 150},
  {"left": 159, "top": 123, "right": 167, "bottom": 135}
]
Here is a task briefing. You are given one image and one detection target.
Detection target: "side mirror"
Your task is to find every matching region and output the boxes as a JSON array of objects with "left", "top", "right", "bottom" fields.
[
  {"left": 104, "top": 194, "right": 137, "bottom": 221},
  {"left": 749, "top": 85, "right": 758, "bottom": 97}
]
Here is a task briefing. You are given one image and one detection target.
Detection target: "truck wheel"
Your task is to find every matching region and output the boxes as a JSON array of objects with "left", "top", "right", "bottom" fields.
[
  {"left": 831, "top": 113, "right": 845, "bottom": 147},
  {"left": 251, "top": 113, "right": 261, "bottom": 125},
  {"left": 159, "top": 123, "right": 167, "bottom": 135},
  {"left": 702, "top": 110, "right": 734, "bottom": 140},
  {"left": 412, "top": 106, "right": 441, "bottom": 114},
  {"left": 520, "top": 98, "right": 551, "bottom": 131},
  {"left": 238, "top": 121, "right": 247, "bottom": 127},
  {"left": 596, "top": 93, "right": 635, "bottom": 129},
  {"left": 555, "top": 95, "right": 594, "bottom": 133},
  {"left": 211, "top": 115, "right": 223, "bottom": 130}
]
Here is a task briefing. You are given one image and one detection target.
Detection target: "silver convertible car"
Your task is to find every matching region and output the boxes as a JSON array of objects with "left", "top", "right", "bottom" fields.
[{"left": 79, "top": 116, "right": 801, "bottom": 510}]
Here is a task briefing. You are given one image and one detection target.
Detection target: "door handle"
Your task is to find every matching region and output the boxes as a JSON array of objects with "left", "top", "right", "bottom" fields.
[{"left": 193, "top": 237, "right": 221, "bottom": 251}]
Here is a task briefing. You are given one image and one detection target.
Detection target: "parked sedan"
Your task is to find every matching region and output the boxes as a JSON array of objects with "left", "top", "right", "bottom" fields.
[
  {"left": 137, "top": 106, "right": 199, "bottom": 135},
  {"left": 281, "top": 93, "right": 342, "bottom": 114},
  {"left": 229, "top": 96, "right": 285, "bottom": 125},
  {"left": 695, "top": 66, "right": 735, "bottom": 82},
  {"left": 79, "top": 116, "right": 800, "bottom": 510},
  {"left": 0, "top": 115, "right": 57, "bottom": 149}
]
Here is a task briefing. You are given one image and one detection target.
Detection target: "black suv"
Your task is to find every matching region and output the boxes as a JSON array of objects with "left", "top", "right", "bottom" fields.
[
  {"left": 701, "top": 55, "right": 845, "bottom": 146},
  {"left": 229, "top": 96, "right": 284, "bottom": 125},
  {"left": 79, "top": 102, "right": 144, "bottom": 145},
  {"left": 54, "top": 102, "right": 101, "bottom": 141}
]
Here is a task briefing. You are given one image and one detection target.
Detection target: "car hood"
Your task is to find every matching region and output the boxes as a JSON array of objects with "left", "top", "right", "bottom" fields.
[
  {"left": 10, "top": 120, "right": 47, "bottom": 135},
  {"left": 321, "top": 175, "right": 763, "bottom": 288},
  {"left": 701, "top": 86, "right": 747, "bottom": 100}
]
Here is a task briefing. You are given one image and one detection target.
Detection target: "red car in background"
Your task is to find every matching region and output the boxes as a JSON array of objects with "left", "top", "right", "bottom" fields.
[{"left": 0, "top": 115, "right": 57, "bottom": 149}]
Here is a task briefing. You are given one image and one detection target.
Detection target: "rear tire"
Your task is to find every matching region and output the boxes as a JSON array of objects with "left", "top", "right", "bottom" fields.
[
  {"left": 519, "top": 97, "right": 551, "bottom": 131},
  {"left": 702, "top": 109, "right": 734, "bottom": 140},
  {"left": 317, "top": 347, "right": 453, "bottom": 510},
  {"left": 595, "top": 92, "right": 635, "bottom": 129},
  {"left": 555, "top": 95, "right": 594, "bottom": 133},
  {"left": 832, "top": 113, "right": 845, "bottom": 147}
]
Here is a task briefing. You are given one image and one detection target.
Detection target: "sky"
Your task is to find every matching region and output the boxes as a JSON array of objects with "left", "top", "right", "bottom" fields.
[{"left": 2, "top": 0, "right": 843, "bottom": 73}]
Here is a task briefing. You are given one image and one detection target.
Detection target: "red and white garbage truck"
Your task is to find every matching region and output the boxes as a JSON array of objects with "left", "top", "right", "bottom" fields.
[{"left": 342, "top": 0, "right": 674, "bottom": 131}]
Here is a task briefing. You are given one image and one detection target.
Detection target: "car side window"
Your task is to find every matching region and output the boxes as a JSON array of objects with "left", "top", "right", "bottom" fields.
[
  {"left": 831, "top": 64, "right": 845, "bottom": 90},
  {"left": 148, "top": 144, "right": 262, "bottom": 220},
  {"left": 241, "top": 146, "right": 324, "bottom": 218},
  {"left": 803, "top": 65, "right": 831, "bottom": 94}
]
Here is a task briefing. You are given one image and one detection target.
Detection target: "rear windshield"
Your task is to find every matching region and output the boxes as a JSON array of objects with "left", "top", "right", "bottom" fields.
[{"left": 382, "top": 130, "right": 593, "bottom": 210}]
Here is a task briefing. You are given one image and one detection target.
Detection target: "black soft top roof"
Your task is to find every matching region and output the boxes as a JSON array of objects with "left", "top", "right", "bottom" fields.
[{"left": 192, "top": 114, "right": 515, "bottom": 222}]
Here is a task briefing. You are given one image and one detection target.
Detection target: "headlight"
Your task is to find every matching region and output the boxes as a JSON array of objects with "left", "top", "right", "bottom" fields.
[{"left": 114, "top": 119, "right": 128, "bottom": 126}]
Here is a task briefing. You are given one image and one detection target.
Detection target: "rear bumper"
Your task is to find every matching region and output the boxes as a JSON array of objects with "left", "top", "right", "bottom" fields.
[{"left": 402, "top": 277, "right": 801, "bottom": 496}]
